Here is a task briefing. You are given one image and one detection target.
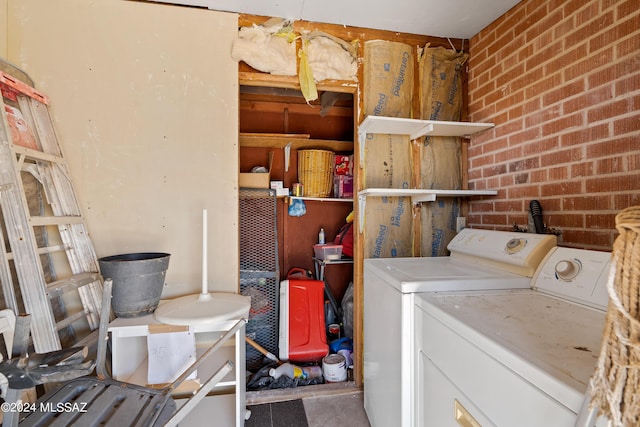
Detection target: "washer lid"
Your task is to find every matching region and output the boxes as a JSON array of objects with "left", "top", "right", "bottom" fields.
[{"left": 364, "top": 256, "right": 532, "bottom": 293}]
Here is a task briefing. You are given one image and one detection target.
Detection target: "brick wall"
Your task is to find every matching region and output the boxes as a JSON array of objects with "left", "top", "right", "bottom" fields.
[{"left": 467, "top": 0, "right": 639, "bottom": 250}]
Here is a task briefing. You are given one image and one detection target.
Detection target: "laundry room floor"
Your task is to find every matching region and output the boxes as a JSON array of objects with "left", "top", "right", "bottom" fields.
[{"left": 246, "top": 383, "right": 370, "bottom": 427}]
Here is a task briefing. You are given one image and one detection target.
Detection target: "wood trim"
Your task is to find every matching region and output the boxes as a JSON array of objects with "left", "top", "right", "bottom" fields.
[
  {"left": 240, "top": 133, "right": 353, "bottom": 152},
  {"left": 238, "top": 14, "right": 468, "bottom": 51}
]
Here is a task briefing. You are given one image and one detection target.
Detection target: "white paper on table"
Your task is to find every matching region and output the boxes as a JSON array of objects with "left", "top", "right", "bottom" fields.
[{"left": 147, "top": 329, "right": 197, "bottom": 384}]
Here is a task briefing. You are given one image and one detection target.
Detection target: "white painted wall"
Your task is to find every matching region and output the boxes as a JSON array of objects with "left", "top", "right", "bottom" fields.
[{"left": 5, "top": 0, "right": 240, "bottom": 297}]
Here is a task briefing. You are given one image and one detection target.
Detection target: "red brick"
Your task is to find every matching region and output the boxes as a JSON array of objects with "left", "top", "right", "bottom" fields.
[
  {"left": 487, "top": 176, "right": 502, "bottom": 189},
  {"left": 519, "top": 4, "right": 554, "bottom": 41},
  {"left": 590, "top": 13, "right": 640, "bottom": 54},
  {"left": 615, "top": 72, "right": 640, "bottom": 94},
  {"left": 470, "top": 200, "right": 495, "bottom": 212},
  {"left": 571, "top": 161, "right": 595, "bottom": 178},
  {"left": 507, "top": 213, "right": 529, "bottom": 226},
  {"left": 563, "top": 86, "right": 613, "bottom": 115},
  {"left": 543, "top": 78, "right": 586, "bottom": 107},
  {"left": 507, "top": 184, "right": 540, "bottom": 199},
  {"left": 481, "top": 214, "right": 509, "bottom": 225},
  {"left": 545, "top": 45, "right": 588, "bottom": 79},
  {"left": 509, "top": 127, "right": 544, "bottom": 147},
  {"left": 586, "top": 214, "right": 617, "bottom": 229},
  {"left": 588, "top": 61, "right": 626, "bottom": 90},
  {"left": 561, "top": 229, "right": 614, "bottom": 250},
  {"left": 596, "top": 156, "right": 625, "bottom": 174},
  {"left": 540, "top": 147, "right": 583, "bottom": 167},
  {"left": 530, "top": 169, "right": 549, "bottom": 182},
  {"left": 541, "top": 113, "right": 584, "bottom": 136},
  {"left": 626, "top": 152, "right": 640, "bottom": 172},
  {"left": 483, "top": 163, "right": 508, "bottom": 177},
  {"left": 521, "top": 137, "right": 559, "bottom": 157},
  {"left": 468, "top": 0, "right": 637, "bottom": 250},
  {"left": 525, "top": 74, "right": 562, "bottom": 100},
  {"left": 588, "top": 96, "right": 639, "bottom": 124},
  {"left": 565, "top": 11, "right": 615, "bottom": 50},
  {"left": 574, "top": 1, "right": 601, "bottom": 28},
  {"left": 614, "top": 193, "right": 640, "bottom": 209},
  {"left": 470, "top": 153, "right": 496, "bottom": 169},
  {"left": 514, "top": 173, "right": 529, "bottom": 184},
  {"left": 548, "top": 166, "right": 569, "bottom": 180},
  {"left": 613, "top": 112, "right": 640, "bottom": 136},
  {"left": 509, "top": 157, "right": 540, "bottom": 173},
  {"left": 541, "top": 181, "right": 583, "bottom": 197},
  {"left": 616, "top": 32, "right": 640, "bottom": 59},
  {"left": 540, "top": 197, "right": 562, "bottom": 211},
  {"left": 524, "top": 106, "right": 562, "bottom": 128},
  {"left": 495, "top": 146, "right": 523, "bottom": 163},
  {"left": 495, "top": 119, "right": 524, "bottom": 138},
  {"left": 586, "top": 137, "right": 635, "bottom": 157},
  {"left": 586, "top": 174, "right": 639, "bottom": 193},
  {"left": 563, "top": 195, "right": 612, "bottom": 211},
  {"left": 560, "top": 124, "right": 610, "bottom": 147}
]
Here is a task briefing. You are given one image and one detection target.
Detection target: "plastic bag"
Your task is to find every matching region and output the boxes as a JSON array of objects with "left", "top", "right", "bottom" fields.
[
  {"left": 341, "top": 281, "right": 354, "bottom": 339},
  {"left": 288, "top": 198, "right": 306, "bottom": 216}
]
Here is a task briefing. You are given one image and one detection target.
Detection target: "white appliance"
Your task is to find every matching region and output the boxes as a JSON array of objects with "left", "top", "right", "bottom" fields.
[
  {"left": 363, "top": 228, "right": 557, "bottom": 427},
  {"left": 415, "top": 246, "right": 612, "bottom": 426}
]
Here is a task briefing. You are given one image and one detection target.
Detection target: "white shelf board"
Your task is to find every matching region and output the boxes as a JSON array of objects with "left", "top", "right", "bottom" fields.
[
  {"left": 359, "top": 116, "right": 494, "bottom": 139},
  {"left": 357, "top": 116, "right": 495, "bottom": 167},
  {"left": 357, "top": 188, "right": 497, "bottom": 232}
]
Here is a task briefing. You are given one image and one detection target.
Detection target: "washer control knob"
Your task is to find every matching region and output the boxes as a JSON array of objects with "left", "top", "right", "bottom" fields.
[
  {"left": 555, "top": 260, "right": 580, "bottom": 281},
  {"left": 505, "top": 238, "right": 526, "bottom": 254}
]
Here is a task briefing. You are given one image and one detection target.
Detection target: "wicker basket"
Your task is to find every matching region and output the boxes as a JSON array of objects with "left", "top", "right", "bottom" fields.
[{"left": 298, "top": 149, "right": 335, "bottom": 197}]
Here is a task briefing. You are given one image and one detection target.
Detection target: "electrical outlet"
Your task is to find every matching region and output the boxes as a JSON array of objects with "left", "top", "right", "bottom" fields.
[{"left": 456, "top": 217, "right": 466, "bottom": 232}]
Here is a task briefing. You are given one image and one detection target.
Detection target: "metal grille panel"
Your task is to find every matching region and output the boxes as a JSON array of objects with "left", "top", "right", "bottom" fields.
[
  {"left": 240, "top": 272, "right": 279, "bottom": 371},
  {"left": 239, "top": 188, "right": 279, "bottom": 372},
  {"left": 239, "top": 188, "right": 277, "bottom": 271}
]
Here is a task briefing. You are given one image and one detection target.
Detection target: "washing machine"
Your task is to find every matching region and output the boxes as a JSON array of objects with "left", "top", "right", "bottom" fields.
[
  {"left": 415, "top": 246, "right": 612, "bottom": 426},
  {"left": 363, "top": 228, "right": 557, "bottom": 427}
]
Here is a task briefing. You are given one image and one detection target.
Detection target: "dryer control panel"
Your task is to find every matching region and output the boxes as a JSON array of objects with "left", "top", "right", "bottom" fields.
[
  {"left": 448, "top": 229, "right": 557, "bottom": 277},
  {"left": 533, "top": 247, "right": 612, "bottom": 310}
]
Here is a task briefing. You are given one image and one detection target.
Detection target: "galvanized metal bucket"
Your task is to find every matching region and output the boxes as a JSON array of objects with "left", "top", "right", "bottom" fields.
[{"left": 98, "top": 252, "right": 170, "bottom": 318}]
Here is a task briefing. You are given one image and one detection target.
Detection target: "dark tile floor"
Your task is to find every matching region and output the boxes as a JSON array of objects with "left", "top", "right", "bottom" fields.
[{"left": 246, "top": 384, "right": 370, "bottom": 427}]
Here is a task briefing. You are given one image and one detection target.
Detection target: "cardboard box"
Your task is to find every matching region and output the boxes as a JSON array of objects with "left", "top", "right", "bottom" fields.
[
  {"left": 335, "top": 154, "right": 353, "bottom": 176},
  {"left": 333, "top": 175, "right": 354, "bottom": 198},
  {"left": 239, "top": 172, "right": 270, "bottom": 188},
  {"left": 239, "top": 151, "right": 273, "bottom": 189}
]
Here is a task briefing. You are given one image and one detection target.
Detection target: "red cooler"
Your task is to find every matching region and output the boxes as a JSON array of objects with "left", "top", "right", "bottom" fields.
[{"left": 279, "top": 279, "right": 329, "bottom": 362}]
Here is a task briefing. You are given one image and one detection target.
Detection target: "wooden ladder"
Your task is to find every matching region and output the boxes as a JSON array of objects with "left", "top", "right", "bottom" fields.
[{"left": 0, "top": 69, "right": 103, "bottom": 353}]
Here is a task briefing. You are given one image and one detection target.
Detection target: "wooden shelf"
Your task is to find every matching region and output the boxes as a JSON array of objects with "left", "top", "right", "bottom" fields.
[
  {"left": 240, "top": 133, "right": 353, "bottom": 152},
  {"left": 289, "top": 196, "right": 353, "bottom": 203}
]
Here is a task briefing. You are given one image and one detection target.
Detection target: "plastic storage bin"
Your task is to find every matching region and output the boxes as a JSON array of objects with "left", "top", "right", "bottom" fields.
[
  {"left": 279, "top": 279, "right": 329, "bottom": 362},
  {"left": 313, "top": 244, "right": 343, "bottom": 260}
]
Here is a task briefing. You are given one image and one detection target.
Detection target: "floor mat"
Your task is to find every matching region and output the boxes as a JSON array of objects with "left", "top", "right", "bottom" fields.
[{"left": 246, "top": 399, "right": 309, "bottom": 427}]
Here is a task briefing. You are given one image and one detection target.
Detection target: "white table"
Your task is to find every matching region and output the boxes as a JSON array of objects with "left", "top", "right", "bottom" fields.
[{"left": 108, "top": 300, "right": 249, "bottom": 426}]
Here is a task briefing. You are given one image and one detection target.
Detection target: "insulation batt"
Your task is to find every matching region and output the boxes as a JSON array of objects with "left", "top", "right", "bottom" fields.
[
  {"left": 307, "top": 36, "right": 357, "bottom": 81},
  {"left": 231, "top": 24, "right": 297, "bottom": 76}
]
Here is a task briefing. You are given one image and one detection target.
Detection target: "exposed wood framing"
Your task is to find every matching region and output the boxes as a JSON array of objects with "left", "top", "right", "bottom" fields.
[{"left": 237, "top": 14, "right": 470, "bottom": 388}]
